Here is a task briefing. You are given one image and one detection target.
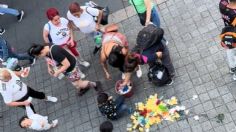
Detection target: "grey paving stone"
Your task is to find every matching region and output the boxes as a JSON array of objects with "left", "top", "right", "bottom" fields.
[
  {"left": 202, "top": 101, "right": 214, "bottom": 111},
  {"left": 222, "top": 93, "right": 235, "bottom": 104},
  {"left": 226, "top": 101, "right": 236, "bottom": 112},
  {"left": 199, "top": 93, "right": 211, "bottom": 103},
  {"left": 212, "top": 97, "right": 225, "bottom": 108},
  {"left": 208, "top": 89, "right": 220, "bottom": 99},
  {"left": 225, "top": 122, "right": 236, "bottom": 132}
]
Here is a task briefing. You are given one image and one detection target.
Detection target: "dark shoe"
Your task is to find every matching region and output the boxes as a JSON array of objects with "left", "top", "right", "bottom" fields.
[
  {"left": 94, "top": 81, "right": 103, "bottom": 92},
  {"left": 17, "top": 10, "right": 24, "bottom": 22},
  {"left": 0, "top": 28, "right": 5, "bottom": 35},
  {"left": 166, "top": 79, "right": 174, "bottom": 85},
  {"left": 29, "top": 58, "right": 36, "bottom": 65},
  {"left": 78, "top": 88, "right": 90, "bottom": 96},
  {"left": 93, "top": 46, "right": 101, "bottom": 55}
]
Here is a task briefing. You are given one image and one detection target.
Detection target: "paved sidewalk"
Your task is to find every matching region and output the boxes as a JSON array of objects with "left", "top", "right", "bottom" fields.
[{"left": 1, "top": 0, "right": 236, "bottom": 132}]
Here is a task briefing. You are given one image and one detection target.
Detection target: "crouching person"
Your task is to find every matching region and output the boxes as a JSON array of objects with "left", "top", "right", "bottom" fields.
[
  {"left": 97, "top": 92, "right": 132, "bottom": 120},
  {"left": 29, "top": 44, "right": 101, "bottom": 96},
  {"left": 19, "top": 105, "right": 58, "bottom": 131}
]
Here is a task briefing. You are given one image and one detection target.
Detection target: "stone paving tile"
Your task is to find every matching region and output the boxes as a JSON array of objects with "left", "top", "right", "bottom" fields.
[{"left": 1, "top": 0, "right": 236, "bottom": 132}]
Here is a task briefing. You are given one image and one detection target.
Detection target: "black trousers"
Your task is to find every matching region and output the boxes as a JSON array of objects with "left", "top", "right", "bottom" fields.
[{"left": 16, "top": 86, "right": 46, "bottom": 113}]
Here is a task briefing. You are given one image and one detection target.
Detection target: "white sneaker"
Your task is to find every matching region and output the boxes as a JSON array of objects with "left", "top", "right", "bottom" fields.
[
  {"left": 51, "top": 119, "right": 58, "bottom": 127},
  {"left": 136, "top": 66, "right": 142, "bottom": 78},
  {"left": 165, "top": 40, "right": 169, "bottom": 45},
  {"left": 233, "top": 74, "right": 236, "bottom": 81},
  {"left": 78, "top": 60, "right": 90, "bottom": 67},
  {"left": 122, "top": 73, "right": 125, "bottom": 80},
  {"left": 0, "top": 4, "right": 8, "bottom": 15},
  {"left": 79, "top": 71, "right": 86, "bottom": 79},
  {"left": 46, "top": 96, "right": 58, "bottom": 103}
]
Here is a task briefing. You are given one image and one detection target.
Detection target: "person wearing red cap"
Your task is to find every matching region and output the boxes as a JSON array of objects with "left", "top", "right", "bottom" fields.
[
  {"left": 43, "top": 8, "right": 90, "bottom": 77},
  {"left": 67, "top": 2, "right": 103, "bottom": 55}
]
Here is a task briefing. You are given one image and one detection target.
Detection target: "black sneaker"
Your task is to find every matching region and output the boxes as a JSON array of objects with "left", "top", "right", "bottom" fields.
[
  {"left": 166, "top": 79, "right": 174, "bottom": 85},
  {"left": 93, "top": 46, "right": 101, "bottom": 55},
  {"left": 17, "top": 10, "right": 24, "bottom": 22},
  {"left": 29, "top": 58, "right": 36, "bottom": 65},
  {"left": 94, "top": 81, "right": 103, "bottom": 92},
  {"left": 78, "top": 88, "right": 90, "bottom": 96},
  {"left": 0, "top": 28, "right": 5, "bottom": 35}
]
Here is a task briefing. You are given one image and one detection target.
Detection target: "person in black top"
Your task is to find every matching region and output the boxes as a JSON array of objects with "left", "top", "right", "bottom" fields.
[
  {"left": 28, "top": 44, "right": 101, "bottom": 96},
  {"left": 219, "top": 0, "right": 236, "bottom": 80}
]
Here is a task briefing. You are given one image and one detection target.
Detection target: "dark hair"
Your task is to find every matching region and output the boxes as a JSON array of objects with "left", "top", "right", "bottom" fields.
[
  {"left": 46, "top": 8, "right": 59, "bottom": 20},
  {"left": 69, "top": 2, "right": 80, "bottom": 14},
  {"left": 230, "top": 0, "right": 236, "bottom": 2},
  {"left": 28, "top": 44, "right": 44, "bottom": 57},
  {"left": 19, "top": 116, "right": 28, "bottom": 128},
  {"left": 100, "top": 121, "right": 113, "bottom": 132},
  {"left": 124, "top": 53, "right": 140, "bottom": 72},
  {"left": 97, "top": 93, "right": 109, "bottom": 104},
  {"left": 108, "top": 45, "right": 125, "bottom": 69}
]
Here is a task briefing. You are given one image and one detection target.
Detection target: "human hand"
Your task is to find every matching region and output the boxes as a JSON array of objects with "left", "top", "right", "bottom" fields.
[
  {"left": 105, "top": 72, "right": 111, "bottom": 80},
  {"left": 96, "top": 24, "right": 100, "bottom": 31},
  {"left": 68, "top": 39, "right": 75, "bottom": 47},
  {"left": 53, "top": 71, "right": 60, "bottom": 78},
  {"left": 48, "top": 68, "right": 54, "bottom": 76}
]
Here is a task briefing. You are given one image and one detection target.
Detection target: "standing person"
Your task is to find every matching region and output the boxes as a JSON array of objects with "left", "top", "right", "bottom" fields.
[
  {"left": 219, "top": 0, "right": 236, "bottom": 80},
  {"left": 129, "top": 0, "right": 168, "bottom": 44},
  {"left": 129, "top": 0, "right": 160, "bottom": 26},
  {"left": 0, "top": 36, "right": 35, "bottom": 65},
  {"left": 0, "top": 4, "right": 24, "bottom": 35},
  {"left": 67, "top": 2, "right": 103, "bottom": 54},
  {"left": 28, "top": 44, "right": 101, "bottom": 96},
  {"left": 19, "top": 104, "right": 58, "bottom": 131},
  {"left": 100, "top": 24, "right": 142, "bottom": 80},
  {"left": 43, "top": 8, "right": 90, "bottom": 69},
  {"left": 0, "top": 68, "right": 58, "bottom": 113}
]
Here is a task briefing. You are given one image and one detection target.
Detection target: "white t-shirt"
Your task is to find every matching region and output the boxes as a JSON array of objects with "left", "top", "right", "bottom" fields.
[
  {"left": 67, "top": 6, "right": 99, "bottom": 34},
  {"left": 26, "top": 106, "right": 51, "bottom": 131},
  {"left": 44, "top": 17, "right": 70, "bottom": 45},
  {"left": 0, "top": 69, "right": 27, "bottom": 103}
]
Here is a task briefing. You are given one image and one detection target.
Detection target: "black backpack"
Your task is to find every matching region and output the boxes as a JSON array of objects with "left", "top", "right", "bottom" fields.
[
  {"left": 147, "top": 61, "right": 171, "bottom": 86},
  {"left": 136, "top": 24, "right": 164, "bottom": 51},
  {"left": 220, "top": 26, "right": 236, "bottom": 49}
]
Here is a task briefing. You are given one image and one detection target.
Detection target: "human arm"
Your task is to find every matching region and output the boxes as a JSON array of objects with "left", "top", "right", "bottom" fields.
[
  {"left": 144, "top": 0, "right": 152, "bottom": 26},
  {"left": 43, "top": 24, "right": 50, "bottom": 44},
  {"left": 53, "top": 58, "right": 70, "bottom": 77},
  {"left": 100, "top": 49, "right": 111, "bottom": 80},
  {"left": 96, "top": 10, "right": 103, "bottom": 30},
  {"left": 120, "top": 72, "right": 132, "bottom": 88},
  {"left": 6, "top": 101, "right": 30, "bottom": 107},
  {"left": 156, "top": 51, "right": 162, "bottom": 59}
]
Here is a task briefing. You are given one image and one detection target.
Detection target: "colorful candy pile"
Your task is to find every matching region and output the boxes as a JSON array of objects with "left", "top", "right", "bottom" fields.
[{"left": 127, "top": 94, "right": 187, "bottom": 132}]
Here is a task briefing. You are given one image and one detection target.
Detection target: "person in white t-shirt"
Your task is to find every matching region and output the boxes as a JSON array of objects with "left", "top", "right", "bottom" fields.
[
  {"left": 67, "top": 2, "right": 103, "bottom": 54},
  {"left": 19, "top": 102, "right": 58, "bottom": 131},
  {"left": 43, "top": 8, "right": 90, "bottom": 69},
  {"left": 0, "top": 68, "right": 57, "bottom": 113}
]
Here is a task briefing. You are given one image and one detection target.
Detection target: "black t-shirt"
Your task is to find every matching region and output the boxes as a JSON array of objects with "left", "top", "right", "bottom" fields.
[
  {"left": 219, "top": 0, "right": 236, "bottom": 26},
  {"left": 48, "top": 45, "right": 76, "bottom": 73}
]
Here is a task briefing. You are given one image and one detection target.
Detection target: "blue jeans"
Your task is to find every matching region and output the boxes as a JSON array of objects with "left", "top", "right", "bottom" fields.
[
  {"left": 115, "top": 96, "right": 129, "bottom": 117},
  {"left": 151, "top": 6, "right": 168, "bottom": 44},
  {"left": 151, "top": 7, "right": 161, "bottom": 28},
  {"left": 0, "top": 37, "right": 33, "bottom": 62},
  {"left": 0, "top": 7, "right": 20, "bottom": 16}
]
